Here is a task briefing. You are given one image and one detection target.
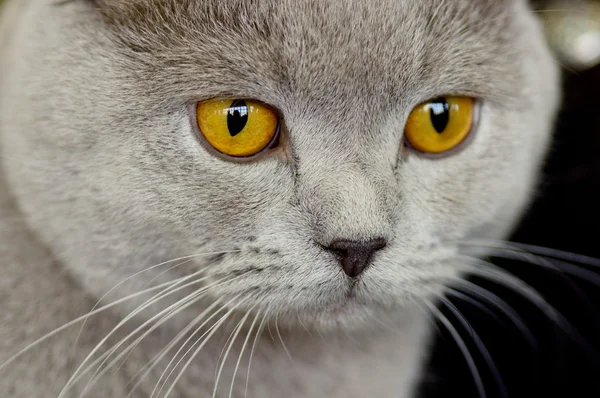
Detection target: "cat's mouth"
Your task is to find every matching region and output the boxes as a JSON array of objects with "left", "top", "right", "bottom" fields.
[
  {"left": 346, "top": 279, "right": 359, "bottom": 296},
  {"left": 323, "top": 279, "right": 383, "bottom": 312}
]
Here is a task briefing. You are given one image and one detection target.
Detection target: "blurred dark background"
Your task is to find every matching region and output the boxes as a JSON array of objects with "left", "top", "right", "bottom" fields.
[{"left": 420, "top": 2, "right": 600, "bottom": 396}]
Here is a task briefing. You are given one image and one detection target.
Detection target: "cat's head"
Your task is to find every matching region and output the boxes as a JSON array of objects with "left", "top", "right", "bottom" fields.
[{"left": 0, "top": 0, "right": 559, "bottom": 329}]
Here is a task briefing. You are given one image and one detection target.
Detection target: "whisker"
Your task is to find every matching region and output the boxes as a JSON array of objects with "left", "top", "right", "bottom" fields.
[
  {"left": 140, "top": 258, "right": 198, "bottom": 291},
  {"left": 0, "top": 276, "right": 188, "bottom": 374},
  {"left": 79, "top": 297, "right": 205, "bottom": 397},
  {"left": 73, "top": 276, "right": 232, "bottom": 396},
  {"left": 162, "top": 297, "right": 249, "bottom": 398},
  {"left": 230, "top": 309, "right": 262, "bottom": 398},
  {"left": 125, "top": 299, "right": 225, "bottom": 397},
  {"left": 457, "top": 239, "right": 600, "bottom": 341},
  {"left": 59, "top": 272, "right": 216, "bottom": 397},
  {"left": 266, "top": 319, "right": 276, "bottom": 342},
  {"left": 420, "top": 298, "right": 487, "bottom": 398},
  {"left": 483, "top": 244, "right": 600, "bottom": 288},
  {"left": 460, "top": 239, "right": 600, "bottom": 268},
  {"left": 437, "top": 294, "right": 508, "bottom": 398},
  {"left": 462, "top": 257, "right": 560, "bottom": 321},
  {"left": 444, "top": 284, "right": 539, "bottom": 352},
  {"left": 464, "top": 243, "right": 600, "bottom": 347},
  {"left": 151, "top": 294, "right": 243, "bottom": 398},
  {"left": 296, "top": 313, "right": 312, "bottom": 337},
  {"left": 504, "top": 242, "right": 600, "bottom": 268},
  {"left": 82, "top": 277, "right": 235, "bottom": 395},
  {"left": 245, "top": 308, "right": 270, "bottom": 398},
  {"left": 444, "top": 284, "right": 543, "bottom": 391},
  {"left": 481, "top": 246, "right": 600, "bottom": 325},
  {"left": 464, "top": 258, "right": 600, "bottom": 360},
  {"left": 214, "top": 317, "right": 243, "bottom": 380},
  {"left": 275, "top": 313, "right": 295, "bottom": 364},
  {"left": 213, "top": 308, "right": 253, "bottom": 398},
  {"left": 71, "top": 251, "right": 238, "bottom": 362},
  {"left": 445, "top": 287, "right": 505, "bottom": 329},
  {"left": 66, "top": 269, "right": 250, "bottom": 396},
  {"left": 71, "top": 257, "right": 195, "bottom": 343},
  {"left": 106, "top": 260, "right": 200, "bottom": 373}
]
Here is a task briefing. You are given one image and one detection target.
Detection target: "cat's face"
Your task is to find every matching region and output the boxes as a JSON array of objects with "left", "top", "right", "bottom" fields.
[{"left": 0, "top": 0, "right": 559, "bottom": 329}]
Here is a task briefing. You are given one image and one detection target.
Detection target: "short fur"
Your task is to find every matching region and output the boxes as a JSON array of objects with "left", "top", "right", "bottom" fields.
[{"left": 0, "top": 0, "right": 559, "bottom": 397}]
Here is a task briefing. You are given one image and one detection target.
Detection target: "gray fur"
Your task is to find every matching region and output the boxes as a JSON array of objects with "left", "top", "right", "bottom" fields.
[{"left": 0, "top": 0, "right": 559, "bottom": 397}]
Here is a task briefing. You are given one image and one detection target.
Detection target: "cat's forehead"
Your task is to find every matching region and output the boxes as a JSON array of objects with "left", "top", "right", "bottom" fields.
[
  {"left": 97, "top": 0, "right": 522, "bottom": 107},
  {"left": 99, "top": 0, "right": 512, "bottom": 28}
]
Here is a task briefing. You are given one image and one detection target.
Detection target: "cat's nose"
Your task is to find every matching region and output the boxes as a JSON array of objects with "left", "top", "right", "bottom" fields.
[{"left": 326, "top": 238, "right": 387, "bottom": 278}]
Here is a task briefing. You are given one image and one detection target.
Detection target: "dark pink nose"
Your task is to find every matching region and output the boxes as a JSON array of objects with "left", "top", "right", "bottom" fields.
[{"left": 326, "top": 238, "right": 387, "bottom": 278}]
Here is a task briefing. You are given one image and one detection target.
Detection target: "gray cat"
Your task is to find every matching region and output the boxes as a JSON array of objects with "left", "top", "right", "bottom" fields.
[{"left": 0, "top": 0, "right": 560, "bottom": 397}]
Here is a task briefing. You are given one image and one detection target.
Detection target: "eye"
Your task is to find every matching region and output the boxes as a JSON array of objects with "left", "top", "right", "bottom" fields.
[
  {"left": 196, "top": 99, "right": 280, "bottom": 158},
  {"left": 404, "top": 96, "right": 476, "bottom": 155}
]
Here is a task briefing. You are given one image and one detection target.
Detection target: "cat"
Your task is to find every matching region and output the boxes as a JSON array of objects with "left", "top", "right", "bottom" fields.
[{"left": 0, "top": 0, "right": 561, "bottom": 397}]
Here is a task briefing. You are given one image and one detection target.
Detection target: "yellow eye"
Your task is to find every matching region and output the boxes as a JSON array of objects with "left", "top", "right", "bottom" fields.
[
  {"left": 404, "top": 96, "right": 476, "bottom": 154},
  {"left": 196, "top": 99, "right": 279, "bottom": 157}
]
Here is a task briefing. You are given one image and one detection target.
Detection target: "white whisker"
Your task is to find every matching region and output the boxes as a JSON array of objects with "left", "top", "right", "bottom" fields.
[
  {"left": 464, "top": 258, "right": 561, "bottom": 323},
  {"left": 125, "top": 300, "right": 224, "bottom": 397},
  {"left": 0, "top": 276, "right": 187, "bottom": 374},
  {"left": 89, "top": 259, "right": 199, "bottom": 375},
  {"left": 214, "top": 316, "right": 242, "bottom": 380},
  {"left": 245, "top": 308, "right": 269, "bottom": 398},
  {"left": 296, "top": 313, "right": 312, "bottom": 337},
  {"left": 213, "top": 309, "right": 253, "bottom": 398},
  {"left": 162, "top": 297, "right": 249, "bottom": 398},
  {"left": 275, "top": 313, "right": 294, "bottom": 364},
  {"left": 79, "top": 278, "right": 234, "bottom": 396},
  {"left": 467, "top": 241, "right": 600, "bottom": 288},
  {"left": 464, "top": 257, "right": 598, "bottom": 356},
  {"left": 151, "top": 295, "right": 242, "bottom": 398},
  {"left": 71, "top": 253, "right": 222, "bottom": 360},
  {"left": 444, "top": 284, "right": 539, "bottom": 352},
  {"left": 230, "top": 309, "right": 261, "bottom": 398},
  {"left": 460, "top": 239, "right": 600, "bottom": 267},
  {"left": 59, "top": 272, "right": 216, "bottom": 397},
  {"left": 74, "top": 277, "right": 230, "bottom": 396},
  {"left": 437, "top": 294, "right": 507, "bottom": 398},
  {"left": 420, "top": 298, "right": 486, "bottom": 398}
]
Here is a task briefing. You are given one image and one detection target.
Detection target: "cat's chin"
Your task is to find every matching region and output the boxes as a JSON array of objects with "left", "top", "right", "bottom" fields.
[
  {"left": 262, "top": 286, "right": 425, "bottom": 334},
  {"left": 283, "top": 300, "right": 423, "bottom": 335}
]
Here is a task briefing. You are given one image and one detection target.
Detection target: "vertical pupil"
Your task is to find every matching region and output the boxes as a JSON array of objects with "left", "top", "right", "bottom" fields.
[
  {"left": 429, "top": 97, "right": 450, "bottom": 134},
  {"left": 227, "top": 99, "right": 249, "bottom": 137}
]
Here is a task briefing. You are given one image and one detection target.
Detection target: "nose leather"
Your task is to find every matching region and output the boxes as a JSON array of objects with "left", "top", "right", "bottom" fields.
[{"left": 326, "top": 238, "right": 387, "bottom": 278}]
